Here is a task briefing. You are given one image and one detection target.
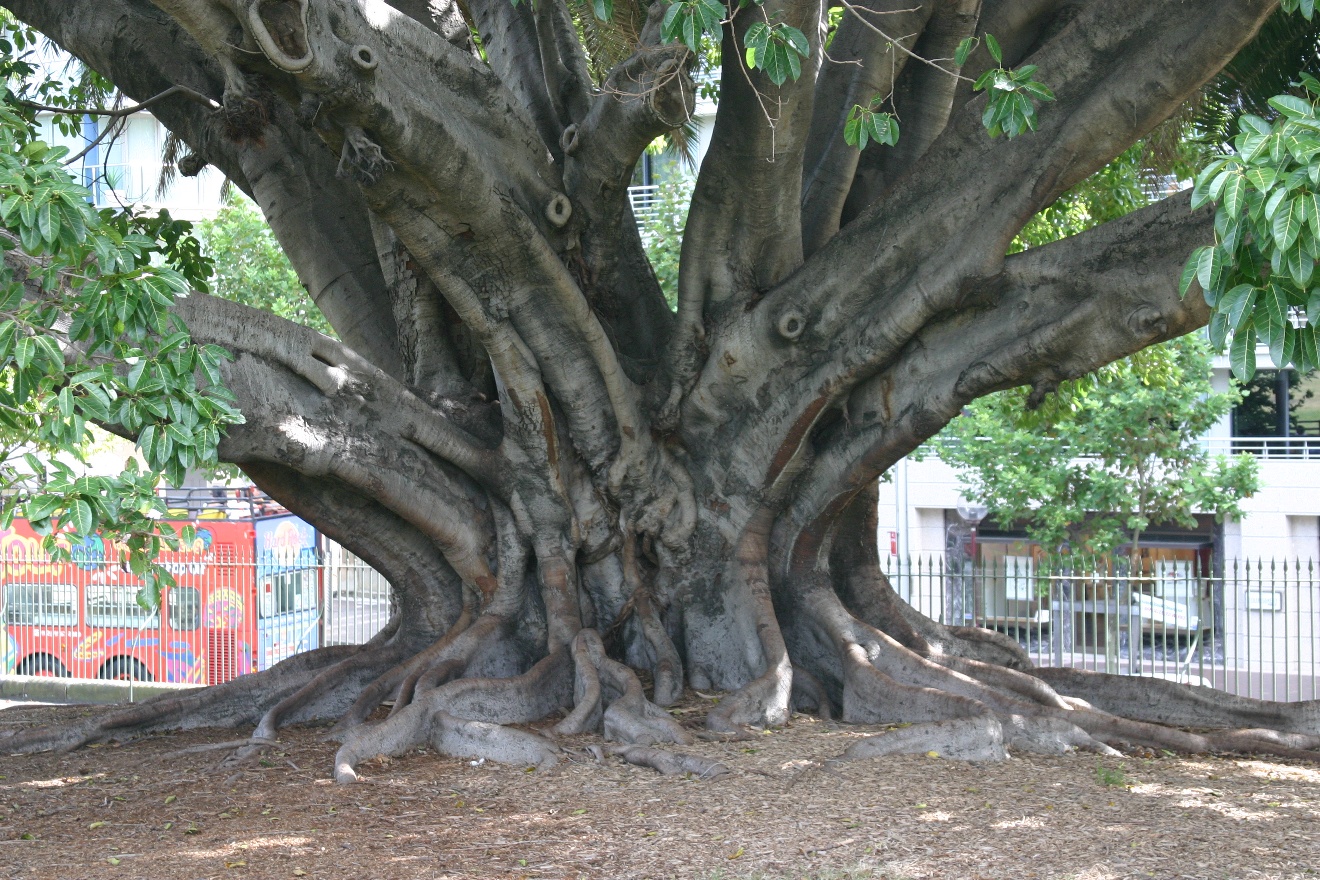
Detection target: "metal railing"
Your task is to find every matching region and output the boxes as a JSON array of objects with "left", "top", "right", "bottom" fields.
[
  {"left": 885, "top": 555, "right": 1319, "bottom": 702},
  {"left": 1200, "top": 435, "right": 1320, "bottom": 460},
  {"left": 628, "top": 184, "right": 663, "bottom": 224},
  {"left": 1, "top": 551, "right": 393, "bottom": 691}
]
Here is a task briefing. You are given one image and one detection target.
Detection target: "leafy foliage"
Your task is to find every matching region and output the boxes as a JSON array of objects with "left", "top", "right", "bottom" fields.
[
  {"left": 195, "top": 198, "right": 332, "bottom": 336},
  {"left": 0, "top": 24, "right": 242, "bottom": 602},
  {"left": 935, "top": 336, "right": 1258, "bottom": 556},
  {"left": 971, "top": 34, "right": 1056, "bottom": 140},
  {"left": 1185, "top": 73, "right": 1320, "bottom": 381},
  {"left": 661, "top": 0, "right": 723, "bottom": 55},
  {"left": 639, "top": 177, "right": 695, "bottom": 309},
  {"left": 742, "top": 20, "right": 809, "bottom": 87},
  {"left": 843, "top": 98, "right": 898, "bottom": 151}
]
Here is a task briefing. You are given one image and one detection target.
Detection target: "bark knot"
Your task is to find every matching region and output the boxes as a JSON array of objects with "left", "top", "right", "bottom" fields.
[
  {"left": 545, "top": 193, "right": 573, "bottom": 228},
  {"left": 350, "top": 45, "right": 378, "bottom": 72},
  {"left": 1126, "top": 306, "right": 1168, "bottom": 338},
  {"left": 777, "top": 309, "right": 807, "bottom": 341}
]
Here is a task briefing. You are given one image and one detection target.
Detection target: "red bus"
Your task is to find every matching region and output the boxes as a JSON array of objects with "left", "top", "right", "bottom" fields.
[{"left": 0, "top": 495, "right": 322, "bottom": 685}]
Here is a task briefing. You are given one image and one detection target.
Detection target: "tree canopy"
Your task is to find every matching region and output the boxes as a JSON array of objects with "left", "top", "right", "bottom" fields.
[
  {"left": 937, "top": 335, "right": 1259, "bottom": 556},
  {"left": 3, "top": 0, "right": 1320, "bottom": 776}
]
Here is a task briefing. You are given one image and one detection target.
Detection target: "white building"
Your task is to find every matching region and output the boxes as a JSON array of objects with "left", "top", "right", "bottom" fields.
[{"left": 37, "top": 111, "right": 226, "bottom": 221}]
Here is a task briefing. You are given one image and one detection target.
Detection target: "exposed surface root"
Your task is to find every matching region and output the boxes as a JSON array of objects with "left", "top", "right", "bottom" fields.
[
  {"left": 631, "top": 591, "right": 684, "bottom": 707},
  {"left": 707, "top": 549, "right": 792, "bottom": 732},
  {"left": 1001, "top": 714, "right": 1120, "bottom": 757},
  {"left": 333, "top": 704, "right": 560, "bottom": 784},
  {"left": 389, "top": 658, "right": 465, "bottom": 719},
  {"left": 330, "top": 651, "right": 572, "bottom": 783},
  {"left": 253, "top": 639, "right": 409, "bottom": 740},
  {"left": 606, "top": 744, "right": 729, "bottom": 778},
  {"left": 1033, "top": 667, "right": 1320, "bottom": 735},
  {"left": 837, "top": 717, "right": 1007, "bottom": 762},
  {"left": 557, "top": 629, "right": 691, "bottom": 744},
  {"left": 0, "top": 645, "right": 361, "bottom": 754},
  {"left": 789, "top": 667, "right": 834, "bottom": 720},
  {"left": 330, "top": 610, "right": 493, "bottom": 735}
]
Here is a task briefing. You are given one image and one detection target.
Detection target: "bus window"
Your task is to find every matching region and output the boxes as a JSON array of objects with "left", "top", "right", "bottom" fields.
[
  {"left": 5, "top": 583, "right": 78, "bottom": 626},
  {"left": 258, "top": 570, "right": 317, "bottom": 618},
  {"left": 85, "top": 584, "right": 159, "bottom": 628},
  {"left": 168, "top": 586, "right": 201, "bottom": 631}
]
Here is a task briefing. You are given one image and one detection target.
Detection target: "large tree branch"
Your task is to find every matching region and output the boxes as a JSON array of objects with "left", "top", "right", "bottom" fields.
[
  {"left": 780, "top": 191, "right": 1214, "bottom": 544},
  {"left": 800, "top": 0, "right": 935, "bottom": 257},
  {"left": 682, "top": 0, "right": 1274, "bottom": 483},
  {"left": 4, "top": 0, "right": 409, "bottom": 379},
  {"left": 562, "top": 6, "right": 692, "bottom": 373},
  {"left": 837, "top": 0, "right": 980, "bottom": 232},
  {"left": 174, "top": 294, "right": 504, "bottom": 595},
  {"left": 663, "top": 0, "right": 824, "bottom": 418}
]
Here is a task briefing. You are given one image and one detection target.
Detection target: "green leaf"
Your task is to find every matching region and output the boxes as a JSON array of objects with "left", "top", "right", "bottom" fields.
[
  {"left": 954, "top": 36, "right": 975, "bottom": 67},
  {"left": 69, "top": 497, "right": 94, "bottom": 535},
  {"left": 1268, "top": 94, "right": 1314, "bottom": 119},
  {"left": 1196, "top": 245, "right": 1223, "bottom": 296},
  {"left": 591, "top": 0, "right": 612, "bottom": 21},
  {"left": 984, "top": 32, "right": 1002, "bottom": 64},
  {"left": 781, "top": 25, "right": 809, "bottom": 58},
  {"left": 1272, "top": 196, "right": 1305, "bottom": 249},
  {"left": 1230, "top": 326, "right": 1258, "bottom": 381},
  {"left": 1181, "top": 249, "right": 1206, "bottom": 299},
  {"left": 1244, "top": 167, "right": 1278, "bottom": 192},
  {"left": 1298, "top": 324, "right": 1320, "bottom": 372},
  {"left": 1271, "top": 322, "right": 1297, "bottom": 368},
  {"left": 1262, "top": 282, "right": 1290, "bottom": 329},
  {"left": 1222, "top": 172, "right": 1246, "bottom": 218},
  {"left": 1220, "top": 284, "right": 1257, "bottom": 330}
]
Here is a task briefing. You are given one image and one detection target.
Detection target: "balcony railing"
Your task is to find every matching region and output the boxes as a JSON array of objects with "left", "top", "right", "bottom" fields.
[{"left": 1201, "top": 436, "right": 1320, "bottom": 460}]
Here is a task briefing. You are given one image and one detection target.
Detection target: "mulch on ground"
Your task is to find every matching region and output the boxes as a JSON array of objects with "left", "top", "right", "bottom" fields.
[{"left": 2, "top": 697, "right": 1319, "bottom": 880}]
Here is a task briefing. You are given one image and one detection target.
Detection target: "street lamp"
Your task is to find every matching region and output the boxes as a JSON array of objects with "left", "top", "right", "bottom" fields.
[
  {"left": 955, "top": 498, "right": 988, "bottom": 561},
  {"left": 955, "top": 499, "right": 988, "bottom": 625}
]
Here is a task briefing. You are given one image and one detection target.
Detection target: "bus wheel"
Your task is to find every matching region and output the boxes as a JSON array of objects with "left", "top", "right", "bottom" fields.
[
  {"left": 17, "top": 655, "right": 70, "bottom": 678},
  {"left": 99, "top": 658, "right": 153, "bottom": 683}
]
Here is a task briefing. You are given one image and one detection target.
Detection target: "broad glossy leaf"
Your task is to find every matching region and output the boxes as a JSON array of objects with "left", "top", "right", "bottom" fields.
[
  {"left": 1230, "top": 326, "right": 1258, "bottom": 380},
  {"left": 1222, "top": 172, "right": 1246, "bottom": 218},
  {"left": 1268, "top": 94, "right": 1314, "bottom": 119},
  {"left": 1273, "top": 196, "right": 1306, "bottom": 249},
  {"left": 1220, "top": 284, "right": 1256, "bottom": 330},
  {"left": 1196, "top": 245, "right": 1222, "bottom": 296}
]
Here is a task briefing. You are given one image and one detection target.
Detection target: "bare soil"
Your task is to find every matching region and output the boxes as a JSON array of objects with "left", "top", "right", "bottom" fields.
[{"left": 2, "top": 697, "right": 1318, "bottom": 880}]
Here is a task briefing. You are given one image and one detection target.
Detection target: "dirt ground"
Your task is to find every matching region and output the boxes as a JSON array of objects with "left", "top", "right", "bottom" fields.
[{"left": 2, "top": 698, "right": 1319, "bottom": 880}]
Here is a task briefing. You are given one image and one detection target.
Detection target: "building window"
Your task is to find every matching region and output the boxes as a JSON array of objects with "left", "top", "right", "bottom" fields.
[{"left": 1232, "top": 368, "right": 1320, "bottom": 438}]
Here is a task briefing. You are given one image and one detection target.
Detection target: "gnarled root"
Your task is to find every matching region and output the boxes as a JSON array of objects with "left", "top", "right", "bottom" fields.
[
  {"left": 253, "top": 637, "right": 410, "bottom": 740},
  {"left": 333, "top": 703, "right": 560, "bottom": 784},
  {"left": 838, "top": 716, "right": 1007, "bottom": 762},
  {"left": 331, "top": 648, "right": 573, "bottom": 782},
  {"left": 555, "top": 629, "right": 691, "bottom": 745},
  {"left": 606, "top": 744, "right": 729, "bottom": 778},
  {"left": 0, "top": 644, "right": 363, "bottom": 754},
  {"left": 1033, "top": 667, "right": 1320, "bottom": 736}
]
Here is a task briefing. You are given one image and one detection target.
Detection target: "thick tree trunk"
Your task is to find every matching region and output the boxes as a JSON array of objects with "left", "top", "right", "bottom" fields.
[{"left": 5, "top": 0, "right": 1318, "bottom": 775}]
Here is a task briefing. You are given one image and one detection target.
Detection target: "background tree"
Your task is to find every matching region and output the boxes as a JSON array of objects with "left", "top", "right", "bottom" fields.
[
  {"left": 4, "top": 0, "right": 1320, "bottom": 772},
  {"left": 937, "top": 335, "right": 1259, "bottom": 558},
  {"left": 195, "top": 197, "right": 333, "bottom": 335}
]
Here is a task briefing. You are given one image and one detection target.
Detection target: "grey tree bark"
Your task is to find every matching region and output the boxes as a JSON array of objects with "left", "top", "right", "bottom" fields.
[{"left": 6, "top": 0, "right": 1319, "bottom": 774}]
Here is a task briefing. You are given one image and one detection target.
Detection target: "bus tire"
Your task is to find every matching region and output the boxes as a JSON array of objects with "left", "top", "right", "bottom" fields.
[
  {"left": 17, "top": 655, "right": 70, "bottom": 678},
  {"left": 98, "top": 658, "right": 153, "bottom": 683}
]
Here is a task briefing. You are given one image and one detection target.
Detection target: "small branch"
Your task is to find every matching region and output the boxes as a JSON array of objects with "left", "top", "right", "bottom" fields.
[
  {"left": 14, "top": 84, "right": 220, "bottom": 118},
  {"left": 836, "top": 0, "right": 967, "bottom": 81}
]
